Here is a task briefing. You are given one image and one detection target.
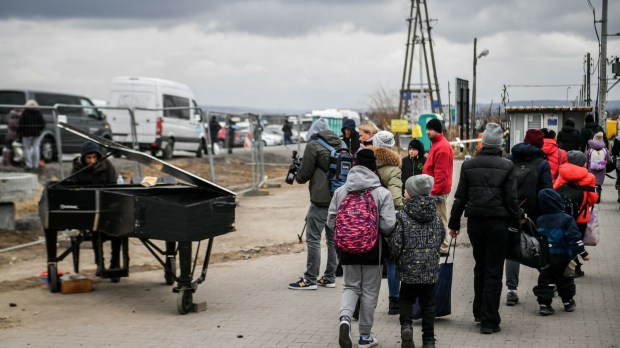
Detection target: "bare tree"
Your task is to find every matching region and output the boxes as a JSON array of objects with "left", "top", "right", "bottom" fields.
[{"left": 366, "top": 85, "right": 400, "bottom": 129}]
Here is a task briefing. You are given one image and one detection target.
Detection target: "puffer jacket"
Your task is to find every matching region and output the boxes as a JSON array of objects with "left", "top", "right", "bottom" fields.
[
  {"left": 553, "top": 163, "right": 598, "bottom": 223},
  {"left": 368, "top": 146, "right": 404, "bottom": 210},
  {"left": 423, "top": 133, "right": 453, "bottom": 195},
  {"left": 387, "top": 195, "right": 445, "bottom": 284},
  {"left": 536, "top": 189, "right": 588, "bottom": 259},
  {"left": 326, "top": 165, "right": 396, "bottom": 265},
  {"left": 296, "top": 130, "right": 343, "bottom": 207},
  {"left": 510, "top": 143, "right": 553, "bottom": 191},
  {"left": 448, "top": 147, "right": 521, "bottom": 231},
  {"left": 542, "top": 138, "right": 568, "bottom": 183},
  {"left": 401, "top": 140, "right": 426, "bottom": 194},
  {"left": 557, "top": 125, "right": 581, "bottom": 151},
  {"left": 586, "top": 138, "right": 610, "bottom": 185},
  {"left": 18, "top": 108, "right": 45, "bottom": 138}
]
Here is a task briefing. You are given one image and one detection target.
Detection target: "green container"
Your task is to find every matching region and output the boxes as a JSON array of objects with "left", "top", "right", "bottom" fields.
[{"left": 312, "top": 116, "right": 343, "bottom": 135}]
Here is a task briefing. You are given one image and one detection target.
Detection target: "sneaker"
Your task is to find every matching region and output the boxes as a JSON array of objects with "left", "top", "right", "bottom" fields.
[
  {"left": 563, "top": 299, "right": 576, "bottom": 312},
  {"left": 401, "top": 323, "right": 414, "bottom": 348},
  {"left": 480, "top": 326, "right": 501, "bottom": 334},
  {"left": 338, "top": 316, "right": 352, "bottom": 348},
  {"left": 358, "top": 334, "right": 379, "bottom": 347},
  {"left": 317, "top": 276, "right": 336, "bottom": 288},
  {"left": 288, "top": 277, "right": 317, "bottom": 290},
  {"left": 506, "top": 290, "right": 519, "bottom": 306},
  {"left": 539, "top": 304, "right": 555, "bottom": 316},
  {"left": 388, "top": 297, "right": 400, "bottom": 315},
  {"left": 422, "top": 336, "right": 436, "bottom": 348}
]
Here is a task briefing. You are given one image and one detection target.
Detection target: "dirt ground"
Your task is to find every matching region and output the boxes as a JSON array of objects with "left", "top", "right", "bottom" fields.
[{"left": 0, "top": 149, "right": 293, "bottom": 291}]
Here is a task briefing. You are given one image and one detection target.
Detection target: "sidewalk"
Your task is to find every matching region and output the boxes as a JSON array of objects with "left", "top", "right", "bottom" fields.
[{"left": 1, "top": 160, "right": 619, "bottom": 347}]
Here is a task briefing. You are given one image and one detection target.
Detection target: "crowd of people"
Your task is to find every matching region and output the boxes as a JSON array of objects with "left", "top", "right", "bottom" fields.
[{"left": 286, "top": 115, "right": 617, "bottom": 348}]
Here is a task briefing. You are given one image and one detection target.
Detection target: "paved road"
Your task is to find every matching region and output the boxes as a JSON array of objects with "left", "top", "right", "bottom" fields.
[{"left": 1, "top": 160, "right": 619, "bottom": 347}]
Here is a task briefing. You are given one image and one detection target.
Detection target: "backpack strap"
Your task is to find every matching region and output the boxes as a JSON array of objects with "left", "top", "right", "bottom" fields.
[{"left": 315, "top": 138, "right": 348, "bottom": 152}]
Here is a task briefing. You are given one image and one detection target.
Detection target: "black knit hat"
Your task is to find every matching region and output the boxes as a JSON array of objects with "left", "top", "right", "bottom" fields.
[
  {"left": 426, "top": 118, "right": 442, "bottom": 133},
  {"left": 356, "top": 149, "right": 377, "bottom": 171}
]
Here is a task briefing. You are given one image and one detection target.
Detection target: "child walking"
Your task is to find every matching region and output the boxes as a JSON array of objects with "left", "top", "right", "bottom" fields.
[
  {"left": 387, "top": 174, "right": 445, "bottom": 348},
  {"left": 327, "top": 149, "right": 396, "bottom": 348},
  {"left": 533, "top": 189, "right": 590, "bottom": 316}
]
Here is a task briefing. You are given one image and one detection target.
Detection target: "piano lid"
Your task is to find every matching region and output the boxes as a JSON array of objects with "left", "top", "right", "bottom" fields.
[{"left": 57, "top": 122, "right": 235, "bottom": 196}]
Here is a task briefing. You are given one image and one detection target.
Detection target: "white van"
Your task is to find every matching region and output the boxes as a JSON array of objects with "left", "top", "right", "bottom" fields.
[{"left": 106, "top": 76, "right": 205, "bottom": 159}]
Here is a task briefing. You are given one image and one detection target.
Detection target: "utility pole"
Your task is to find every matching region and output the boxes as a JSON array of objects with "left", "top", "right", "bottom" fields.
[
  {"left": 598, "top": 0, "right": 608, "bottom": 128},
  {"left": 586, "top": 53, "right": 591, "bottom": 106},
  {"left": 397, "top": 0, "right": 443, "bottom": 122}
]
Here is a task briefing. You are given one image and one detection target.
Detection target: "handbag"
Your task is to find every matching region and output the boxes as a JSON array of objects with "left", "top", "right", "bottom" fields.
[
  {"left": 412, "top": 237, "right": 455, "bottom": 319},
  {"left": 506, "top": 218, "right": 549, "bottom": 269},
  {"left": 584, "top": 207, "right": 600, "bottom": 246}
]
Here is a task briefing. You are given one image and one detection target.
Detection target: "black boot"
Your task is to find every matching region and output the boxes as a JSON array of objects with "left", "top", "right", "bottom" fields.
[
  {"left": 401, "top": 323, "right": 414, "bottom": 348},
  {"left": 388, "top": 296, "right": 400, "bottom": 315}
]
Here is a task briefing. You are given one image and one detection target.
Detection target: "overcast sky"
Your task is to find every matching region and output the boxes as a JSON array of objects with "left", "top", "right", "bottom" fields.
[{"left": 0, "top": 0, "right": 619, "bottom": 112}]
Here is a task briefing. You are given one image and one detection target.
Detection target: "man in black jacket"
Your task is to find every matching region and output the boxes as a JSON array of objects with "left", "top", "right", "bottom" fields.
[
  {"left": 70, "top": 142, "right": 122, "bottom": 282},
  {"left": 448, "top": 123, "right": 521, "bottom": 335},
  {"left": 557, "top": 118, "right": 581, "bottom": 152},
  {"left": 208, "top": 116, "right": 221, "bottom": 154},
  {"left": 580, "top": 114, "right": 607, "bottom": 151},
  {"left": 341, "top": 119, "right": 360, "bottom": 155}
]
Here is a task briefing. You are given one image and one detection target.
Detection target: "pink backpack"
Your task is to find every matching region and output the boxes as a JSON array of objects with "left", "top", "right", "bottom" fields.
[{"left": 334, "top": 189, "right": 378, "bottom": 253}]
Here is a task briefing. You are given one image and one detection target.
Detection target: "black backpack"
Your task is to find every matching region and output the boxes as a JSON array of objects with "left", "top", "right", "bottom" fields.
[
  {"left": 513, "top": 158, "right": 543, "bottom": 216},
  {"left": 555, "top": 183, "right": 594, "bottom": 220}
]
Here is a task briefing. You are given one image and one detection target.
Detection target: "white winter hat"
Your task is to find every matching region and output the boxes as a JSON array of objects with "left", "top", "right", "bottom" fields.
[{"left": 372, "top": 130, "right": 395, "bottom": 148}]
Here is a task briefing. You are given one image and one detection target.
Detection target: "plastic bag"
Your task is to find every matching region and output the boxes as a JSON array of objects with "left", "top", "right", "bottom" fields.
[{"left": 584, "top": 208, "right": 600, "bottom": 246}]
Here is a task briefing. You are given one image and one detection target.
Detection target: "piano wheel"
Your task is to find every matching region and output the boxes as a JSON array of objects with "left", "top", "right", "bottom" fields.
[
  {"left": 177, "top": 289, "right": 193, "bottom": 315},
  {"left": 48, "top": 263, "right": 60, "bottom": 293},
  {"left": 164, "top": 258, "right": 176, "bottom": 285}
]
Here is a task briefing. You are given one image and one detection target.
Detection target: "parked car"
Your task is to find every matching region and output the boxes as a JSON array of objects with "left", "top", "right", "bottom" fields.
[
  {"left": 0, "top": 89, "right": 113, "bottom": 162},
  {"left": 265, "top": 124, "right": 300, "bottom": 143},
  {"left": 261, "top": 128, "right": 283, "bottom": 146}
]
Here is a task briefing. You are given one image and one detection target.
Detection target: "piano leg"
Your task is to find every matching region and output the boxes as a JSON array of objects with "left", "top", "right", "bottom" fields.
[
  {"left": 176, "top": 241, "right": 193, "bottom": 314},
  {"left": 164, "top": 241, "right": 176, "bottom": 286},
  {"left": 71, "top": 236, "right": 80, "bottom": 274},
  {"left": 44, "top": 229, "right": 60, "bottom": 293}
]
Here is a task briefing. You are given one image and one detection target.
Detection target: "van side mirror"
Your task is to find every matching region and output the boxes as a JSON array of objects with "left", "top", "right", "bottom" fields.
[{"left": 194, "top": 114, "right": 202, "bottom": 122}]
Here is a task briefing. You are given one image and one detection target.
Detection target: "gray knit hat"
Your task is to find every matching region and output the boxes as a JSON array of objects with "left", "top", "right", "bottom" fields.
[
  {"left": 481, "top": 123, "right": 503, "bottom": 147},
  {"left": 372, "top": 130, "right": 395, "bottom": 148},
  {"left": 567, "top": 150, "right": 587, "bottom": 167},
  {"left": 405, "top": 174, "right": 434, "bottom": 197}
]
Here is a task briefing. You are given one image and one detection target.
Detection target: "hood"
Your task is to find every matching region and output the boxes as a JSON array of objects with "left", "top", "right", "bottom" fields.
[
  {"left": 538, "top": 188, "right": 565, "bottom": 214},
  {"left": 542, "top": 138, "right": 559, "bottom": 154},
  {"left": 79, "top": 142, "right": 102, "bottom": 165},
  {"left": 557, "top": 162, "right": 589, "bottom": 182},
  {"left": 306, "top": 118, "right": 329, "bottom": 141},
  {"left": 402, "top": 195, "right": 437, "bottom": 222},
  {"left": 510, "top": 143, "right": 545, "bottom": 160},
  {"left": 408, "top": 139, "right": 425, "bottom": 158},
  {"left": 587, "top": 138, "right": 605, "bottom": 150},
  {"left": 344, "top": 166, "right": 381, "bottom": 192},
  {"left": 341, "top": 119, "right": 356, "bottom": 133},
  {"left": 368, "top": 146, "right": 402, "bottom": 168},
  {"left": 560, "top": 125, "right": 577, "bottom": 133}
]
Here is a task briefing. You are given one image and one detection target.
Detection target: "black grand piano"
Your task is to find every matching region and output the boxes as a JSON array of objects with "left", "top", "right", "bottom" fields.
[{"left": 39, "top": 123, "right": 236, "bottom": 314}]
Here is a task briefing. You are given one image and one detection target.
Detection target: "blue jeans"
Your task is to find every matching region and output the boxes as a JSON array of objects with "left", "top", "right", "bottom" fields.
[
  {"left": 303, "top": 204, "right": 338, "bottom": 284},
  {"left": 386, "top": 258, "right": 400, "bottom": 298}
]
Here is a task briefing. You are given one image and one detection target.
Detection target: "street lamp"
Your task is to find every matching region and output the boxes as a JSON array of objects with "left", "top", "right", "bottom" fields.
[{"left": 471, "top": 37, "right": 489, "bottom": 143}]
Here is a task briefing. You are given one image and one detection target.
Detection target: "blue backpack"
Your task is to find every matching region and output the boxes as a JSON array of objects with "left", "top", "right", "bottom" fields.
[{"left": 315, "top": 138, "right": 353, "bottom": 195}]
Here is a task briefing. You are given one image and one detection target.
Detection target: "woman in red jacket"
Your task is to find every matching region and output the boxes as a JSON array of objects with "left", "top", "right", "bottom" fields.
[
  {"left": 553, "top": 150, "right": 598, "bottom": 277},
  {"left": 542, "top": 129, "right": 567, "bottom": 184}
]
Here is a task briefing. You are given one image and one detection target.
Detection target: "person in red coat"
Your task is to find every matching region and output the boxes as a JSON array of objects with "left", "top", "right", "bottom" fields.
[
  {"left": 553, "top": 150, "right": 598, "bottom": 277},
  {"left": 422, "top": 118, "right": 453, "bottom": 256},
  {"left": 541, "top": 129, "right": 568, "bottom": 184}
]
